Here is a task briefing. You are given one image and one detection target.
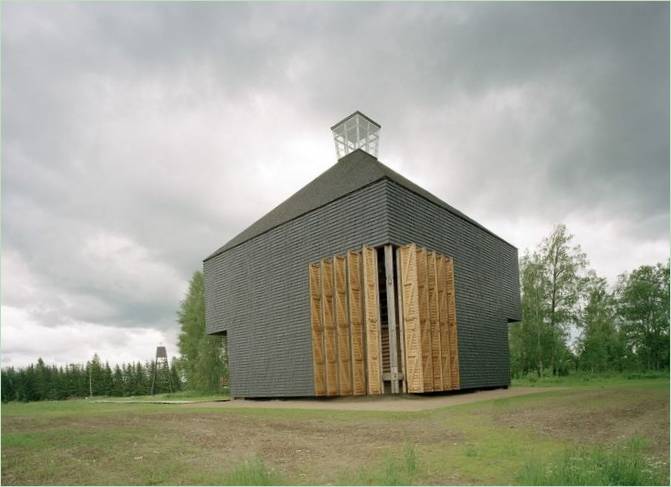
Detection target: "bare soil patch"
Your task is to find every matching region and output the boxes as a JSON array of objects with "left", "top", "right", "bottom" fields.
[
  {"left": 3, "top": 408, "right": 461, "bottom": 484},
  {"left": 162, "top": 412, "right": 459, "bottom": 482},
  {"left": 492, "top": 387, "right": 670, "bottom": 462}
]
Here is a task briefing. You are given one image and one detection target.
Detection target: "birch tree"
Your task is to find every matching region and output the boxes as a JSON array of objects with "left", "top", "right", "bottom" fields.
[{"left": 616, "top": 262, "right": 670, "bottom": 370}]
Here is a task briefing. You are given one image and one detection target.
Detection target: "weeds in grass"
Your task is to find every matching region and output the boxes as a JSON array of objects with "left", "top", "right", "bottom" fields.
[
  {"left": 464, "top": 445, "right": 478, "bottom": 458},
  {"left": 221, "top": 457, "right": 282, "bottom": 486},
  {"left": 403, "top": 443, "right": 418, "bottom": 477},
  {"left": 516, "top": 438, "right": 665, "bottom": 485},
  {"left": 347, "top": 443, "right": 421, "bottom": 485}
]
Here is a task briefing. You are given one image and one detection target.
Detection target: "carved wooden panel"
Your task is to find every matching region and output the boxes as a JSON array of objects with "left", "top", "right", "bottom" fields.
[
  {"left": 416, "top": 247, "right": 434, "bottom": 392},
  {"left": 362, "top": 245, "right": 383, "bottom": 395},
  {"left": 437, "top": 256, "right": 452, "bottom": 390},
  {"left": 347, "top": 250, "right": 366, "bottom": 395},
  {"left": 428, "top": 251, "right": 444, "bottom": 390},
  {"left": 309, "top": 263, "right": 326, "bottom": 396},
  {"left": 445, "top": 257, "right": 460, "bottom": 389},
  {"left": 334, "top": 255, "right": 352, "bottom": 396},
  {"left": 321, "top": 258, "right": 338, "bottom": 395},
  {"left": 399, "top": 244, "right": 423, "bottom": 393}
]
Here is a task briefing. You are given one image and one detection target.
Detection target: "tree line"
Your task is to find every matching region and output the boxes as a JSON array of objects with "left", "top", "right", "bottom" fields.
[
  {"left": 510, "top": 224, "right": 669, "bottom": 377},
  {"left": 1, "top": 354, "right": 182, "bottom": 402}
]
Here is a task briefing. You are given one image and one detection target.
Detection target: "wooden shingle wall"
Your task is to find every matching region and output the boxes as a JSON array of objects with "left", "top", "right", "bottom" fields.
[{"left": 386, "top": 181, "right": 519, "bottom": 391}]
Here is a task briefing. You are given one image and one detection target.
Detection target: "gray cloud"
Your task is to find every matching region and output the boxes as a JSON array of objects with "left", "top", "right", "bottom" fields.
[{"left": 2, "top": 2, "right": 668, "bottom": 366}]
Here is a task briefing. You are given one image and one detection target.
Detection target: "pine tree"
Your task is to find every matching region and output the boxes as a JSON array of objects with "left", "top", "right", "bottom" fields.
[
  {"left": 134, "top": 362, "right": 147, "bottom": 395},
  {"left": 111, "top": 365, "right": 124, "bottom": 396},
  {"left": 2, "top": 368, "right": 17, "bottom": 402},
  {"left": 102, "top": 362, "right": 113, "bottom": 396}
]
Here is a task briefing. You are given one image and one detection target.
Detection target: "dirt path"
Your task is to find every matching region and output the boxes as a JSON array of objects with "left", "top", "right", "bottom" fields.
[{"left": 186, "top": 386, "right": 558, "bottom": 412}]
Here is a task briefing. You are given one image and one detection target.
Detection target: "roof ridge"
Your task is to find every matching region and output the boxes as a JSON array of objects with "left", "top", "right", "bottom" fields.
[{"left": 204, "top": 150, "right": 382, "bottom": 260}]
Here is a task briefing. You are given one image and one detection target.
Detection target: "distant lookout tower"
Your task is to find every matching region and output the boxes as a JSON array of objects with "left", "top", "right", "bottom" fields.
[
  {"left": 156, "top": 346, "right": 167, "bottom": 359},
  {"left": 151, "top": 345, "right": 173, "bottom": 395},
  {"left": 331, "top": 111, "right": 381, "bottom": 160}
]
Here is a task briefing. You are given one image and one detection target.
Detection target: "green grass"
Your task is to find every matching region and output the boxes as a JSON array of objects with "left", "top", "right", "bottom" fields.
[
  {"left": 2, "top": 377, "right": 668, "bottom": 485},
  {"left": 104, "top": 390, "right": 229, "bottom": 402},
  {"left": 512, "top": 370, "right": 670, "bottom": 387},
  {"left": 516, "top": 438, "right": 666, "bottom": 485},
  {"left": 0, "top": 390, "right": 229, "bottom": 419},
  {"left": 343, "top": 444, "right": 420, "bottom": 485},
  {"left": 221, "top": 457, "right": 282, "bottom": 485}
]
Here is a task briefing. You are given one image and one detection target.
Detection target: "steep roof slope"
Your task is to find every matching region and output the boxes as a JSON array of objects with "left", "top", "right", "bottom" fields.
[{"left": 205, "top": 149, "right": 513, "bottom": 260}]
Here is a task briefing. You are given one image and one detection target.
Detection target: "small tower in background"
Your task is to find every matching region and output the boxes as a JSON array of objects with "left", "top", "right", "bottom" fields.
[
  {"left": 151, "top": 345, "right": 173, "bottom": 395},
  {"left": 331, "top": 111, "right": 381, "bottom": 159}
]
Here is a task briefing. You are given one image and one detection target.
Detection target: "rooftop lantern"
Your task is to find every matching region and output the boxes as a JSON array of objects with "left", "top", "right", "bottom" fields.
[{"left": 331, "top": 111, "right": 381, "bottom": 160}]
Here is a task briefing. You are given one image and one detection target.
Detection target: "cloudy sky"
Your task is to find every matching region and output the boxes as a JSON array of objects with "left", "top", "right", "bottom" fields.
[{"left": 2, "top": 2, "right": 668, "bottom": 368}]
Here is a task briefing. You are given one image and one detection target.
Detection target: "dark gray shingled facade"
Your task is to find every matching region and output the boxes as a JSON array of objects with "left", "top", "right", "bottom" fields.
[{"left": 204, "top": 149, "right": 521, "bottom": 398}]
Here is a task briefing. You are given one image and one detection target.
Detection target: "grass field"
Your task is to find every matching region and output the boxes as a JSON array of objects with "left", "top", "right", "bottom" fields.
[{"left": 1, "top": 376, "right": 668, "bottom": 485}]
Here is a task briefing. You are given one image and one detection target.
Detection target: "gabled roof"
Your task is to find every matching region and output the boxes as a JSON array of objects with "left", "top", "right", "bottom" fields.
[{"left": 205, "top": 149, "right": 513, "bottom": 261}]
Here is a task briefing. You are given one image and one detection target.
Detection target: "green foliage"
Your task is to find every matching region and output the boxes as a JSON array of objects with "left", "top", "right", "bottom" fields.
[
  {"left": 512, "top": 370, "right": 669, "bottom": 387},
  {"left": 616, "top": 262, "right": 670, "bottom": 370},
  {"left": 578, "top": 273, "right": 628, "bottom": 373},
  {"left": 221, "top": 457, "right": 281, "bottom": 486},
  {"left": 177, "top": 270, "right": 228, "bottom": 393},
  {"left": 511, "top": 223, "right": 670, "bottom": 380},
  {"left": 511, "top": 224, "right": 585, "bottom": 377},
  {"left": 516, "top": 438, "right": 665, "bottom": 485},
  {"left": 177, "top": 271, "right": 206, "bottom": 385},
  {"left": 192, "top": 334, "right": 228, "bottom": 392},
  {"left": 1, "top": 356, "right": 182, "bottom": 403}
]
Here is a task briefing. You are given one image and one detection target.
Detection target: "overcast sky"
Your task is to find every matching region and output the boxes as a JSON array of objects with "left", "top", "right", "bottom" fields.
[{"left": 2, "top": 2, "right": 668, "bottom": 368}]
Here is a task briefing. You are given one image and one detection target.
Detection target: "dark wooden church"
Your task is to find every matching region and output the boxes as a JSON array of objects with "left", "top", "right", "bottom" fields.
[{"left": 204, "top": 112, "right": 521, "bottom": 398}]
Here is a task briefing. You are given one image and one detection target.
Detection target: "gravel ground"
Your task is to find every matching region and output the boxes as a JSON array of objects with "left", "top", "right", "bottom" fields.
[{"left": 186, "top": 386, "right": 558, "bottom": 412}]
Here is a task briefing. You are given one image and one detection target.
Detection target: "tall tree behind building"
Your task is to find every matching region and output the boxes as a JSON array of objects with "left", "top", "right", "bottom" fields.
[
  {"left": 510, "top": 224, "right": 589, "bottom": 377},
  {"left": 539, "top": 224, "right": 588, "bottom": 374},
  {"left": 511, "top": 224, "right": 669, "bottom": 378},
  {"left": 616, "top": 262, "right": 670, "bottom": 370},
  {"left": 577, "top": 272, "right": 627, "bottom": 372},
  {"left": 177, "top": 271, "right": 228, "bottom": 392}
]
